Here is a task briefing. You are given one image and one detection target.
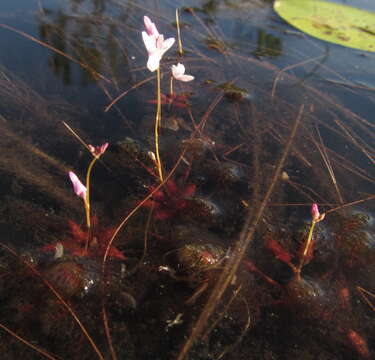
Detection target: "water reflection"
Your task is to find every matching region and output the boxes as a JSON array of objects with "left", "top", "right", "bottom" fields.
[
  {"left": 38, "top": 0, "right": 132, "bottom": 85},
  {"left": 253, "top": 29, "right": 282, "bottom": 58},
  {"left": 70, "top": 0, "right": 106, "bottom": 13},
  {"left": 189, "top": 0, "right": 267, "bottom": 15}
]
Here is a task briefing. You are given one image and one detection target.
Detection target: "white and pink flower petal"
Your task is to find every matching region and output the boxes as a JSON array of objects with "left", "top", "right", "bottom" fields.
[{"left": 69, "top": 171, "right": 87, "bottom": 200}]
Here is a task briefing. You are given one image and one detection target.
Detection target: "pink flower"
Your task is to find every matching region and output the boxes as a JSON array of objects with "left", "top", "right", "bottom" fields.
[
  {"left": 69, "top": 171, "right": 87, "bottom": 200},
  {"left": 142, "top": 16, "right": 175, "bottom": 72},
  {"left": 144, "top": 16, "right": 159, "bottom": 37},
  {"left": 311, "top": 203, "right": 325, "bottom": 223},
  {"left": 171, "top": 63, "right": 194, "bottom": 82},
  {"left": 88, "top": 142, "right": 109, "bottom": 157}
]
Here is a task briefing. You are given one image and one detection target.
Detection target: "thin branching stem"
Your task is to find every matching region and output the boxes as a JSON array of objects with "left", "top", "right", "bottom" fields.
[
  {"left": 155, "top": 66, "right": 164, "bottom": 182},
  {"left": 102, "top": 305, "right": 117, "bottom": 360},
  {"left": 85, "top": 156, "right": 99, "bottom": 250},
  {"left": 0, "top": 322, "right": 60, "bottom": 360},
  {"left": 356, "top": 286, "right": 375, "bottom": 312},
  {"left": 62, "top": 122, "right": 92, "bottom": 153},
  {"left": 325, "top": 195, "right": 375, "bottom": 215},
  {"left": 217, "top": 296, "right": 251, "bottom": 359}
]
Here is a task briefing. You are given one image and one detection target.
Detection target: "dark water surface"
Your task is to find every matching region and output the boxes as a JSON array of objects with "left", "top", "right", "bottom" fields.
[{"left": 0, "top": 1, "right": 374, "bottom": 359}]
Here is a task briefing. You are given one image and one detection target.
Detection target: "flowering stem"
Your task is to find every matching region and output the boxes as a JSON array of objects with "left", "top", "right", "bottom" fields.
[
  {"left": 296, "top": 220, "right": 316, "bottom": 278},
  {"left": 169, "top": 75, "right": 174, "bottom": 96},
  {"left": 155, "top": 66, "right": 164, "bottom": 182},
  {"left": 176, "top": 8, "right": 183, "bottom": 56},
  {"left": 84, "top": 156, "right": 99, "bottom": 250}
]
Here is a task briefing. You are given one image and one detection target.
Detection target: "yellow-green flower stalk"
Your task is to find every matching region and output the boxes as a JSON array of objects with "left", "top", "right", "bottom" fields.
[
  {"left": 296, "top": 203, "right": 326, "bottom": 277},
  {"left": 69, "top": 142, "right": 108, "bottom": 251},
  {"left": 142, "top": 15, "right": 175, "bottom": 182}
]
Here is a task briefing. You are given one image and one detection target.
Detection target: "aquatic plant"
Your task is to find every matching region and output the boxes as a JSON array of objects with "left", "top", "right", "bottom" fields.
[
  {"left": 0, "top": 2, "right": 373, "bottom": 360},
  {"left": 296, "top": 203, "right": 326, "bottom": 275},
  {"left": 142, "top": 16, "right": 175, "bottom": 182},
  {"left": 69, "top": 142, "right": 108, "bottom": 251},
  {"left": 147, "top": 92, "right": 191, "bottom": 109},
  {"left": 242, "top": 204, "right": 372, "bottom": 359},
  {"left": 143, "top": 179, "right": 196, "bottom": 220},
  {"left": 41, "top": 218, "right": 125, "bottom": 260}
]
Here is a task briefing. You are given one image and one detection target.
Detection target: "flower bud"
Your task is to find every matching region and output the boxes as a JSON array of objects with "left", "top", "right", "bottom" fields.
[
  {"left": 311, "top": 203, "right": 325, "bottom": 223},
  {"left": 69, "top": 171, "right": 87, "bottom": 200}
]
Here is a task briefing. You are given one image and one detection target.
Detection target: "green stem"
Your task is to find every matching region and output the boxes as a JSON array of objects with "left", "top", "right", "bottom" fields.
[
  {"left": 296, "top": 220, "right": 316, "bottom": 278},
  {"left": 169, "top": 75, "right": 174, "bottom": 96},
  {"left": 155, "top": 67, "right": 163, "bottom": 182},
  {"left": 176, "top": 8, "right": 183, "bottom": 56},
  {"left": 84, "top": 156, "right": 98, "bottom": 251}
]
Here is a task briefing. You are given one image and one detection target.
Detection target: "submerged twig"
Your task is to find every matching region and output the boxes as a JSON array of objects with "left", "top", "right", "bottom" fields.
[
  {"left": 202, "top": 285, "right": 242, "bottom": 341},
  {"left": 217, "top": 297, "right": 251, "bottom": 360},
  {"left": 0, "top": 322, "right": 60, "bottom": 360},
  {"left": 102, "top": 305, "right": 117, "bottom": 360},
  {"left": 325, "top": 195, "right": 375, "bottom": 215},
  {"left": 271, "top": 55, "right": 326, "bottom": 99},
  {"left": 356, "top": 286, "right": 375, "bottom": 312},
  {"left": 104, "top": 74, "right": 156, "bottom": 112},
  {"left": 313, "top": 122, "right": 344, "bottom": 204},
  {"left": 176, "top": 105, "right": 304, "bottom": 360}
]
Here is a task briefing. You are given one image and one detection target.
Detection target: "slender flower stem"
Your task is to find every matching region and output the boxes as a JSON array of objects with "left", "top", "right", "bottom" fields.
[
  {"left": 155, "top": 67, "right": 164, "bottom": 182},
  {"left": 169, "top": 75, "right": 174, "bottom": 96},
  {"left": 176, "top": 8, "right": 183, "bottom": 56},
  {"left": 296, "top": 220, "right": 316, "bottom": 278},
  {"left": 168, "top": 75, "right": 174, "bottom": 113},
  {"left": 84, "top": 156, "right": 99, "bottom": 250}
]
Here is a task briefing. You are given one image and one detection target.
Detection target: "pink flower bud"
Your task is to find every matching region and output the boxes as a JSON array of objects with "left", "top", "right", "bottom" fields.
[
  {"left": 69, "top": 171, "right": 87, "bottom": 200},
  {"left": 144, "top": 16, "right": 159, "bottom": 37},
  {"left": 311, "top": 203, "right": 325, "bottom": 222},
  {"left": 141, "top": 16, "right": 175, "bottom": 72},
  {"left": 88, "top": 142, "right": 109, "bottom": 157}
]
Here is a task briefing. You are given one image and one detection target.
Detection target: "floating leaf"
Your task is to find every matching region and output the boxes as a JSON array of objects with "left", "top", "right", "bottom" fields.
[{"left": 274, "top": 0, "right": 375, "bottom": 52}]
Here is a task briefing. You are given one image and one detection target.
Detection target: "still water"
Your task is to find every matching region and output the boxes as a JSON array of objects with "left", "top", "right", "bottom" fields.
[{"left": 0, "top": 0, "right": 373, "bottom": 359}]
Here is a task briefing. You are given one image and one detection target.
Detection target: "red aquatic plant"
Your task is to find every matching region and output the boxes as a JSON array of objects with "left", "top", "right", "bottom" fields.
[
  {"left": 243, "top": 209, "right": 372, "bottom": 359},
  {"left": 143, "top": 179, "right": 196, "bottom": 220},
  {"left": 147, "top": 93, "right": 190, "bottom": 108},
  {"left": 41, "top": 216, "right": 125, "bottom": 260},
  {"left": 265, "top": 235, "right": 293, "bottom": 266}
]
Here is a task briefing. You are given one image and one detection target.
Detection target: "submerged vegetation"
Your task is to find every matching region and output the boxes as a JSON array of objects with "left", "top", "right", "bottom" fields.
[{"left": 0, "top": 0, "right": 373, "bottom": 359}]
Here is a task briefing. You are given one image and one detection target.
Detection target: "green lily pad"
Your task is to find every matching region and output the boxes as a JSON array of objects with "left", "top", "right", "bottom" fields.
[{"left": 274, "top": 0, "right": 375, "bottom": 52}]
